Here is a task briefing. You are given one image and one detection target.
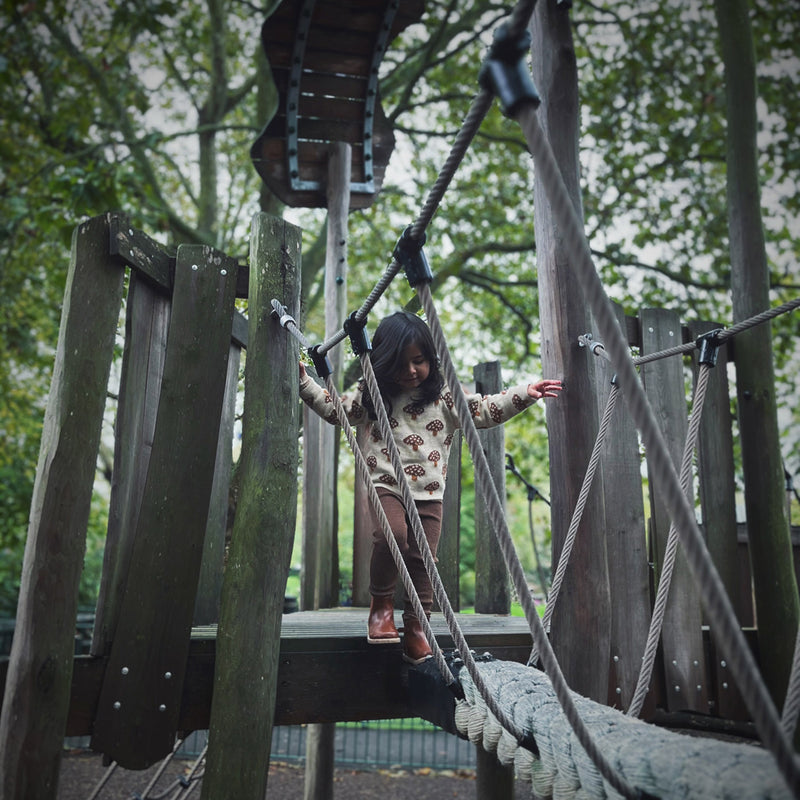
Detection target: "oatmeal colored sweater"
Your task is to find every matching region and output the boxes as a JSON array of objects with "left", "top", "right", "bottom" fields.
[{"left": 299, "top": 374, "right": 537, "bottom": 501}]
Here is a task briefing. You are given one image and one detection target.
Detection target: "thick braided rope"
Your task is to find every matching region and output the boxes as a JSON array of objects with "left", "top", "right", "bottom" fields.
[
  {"left": 535, "top": 382, "right": 620, "bottom": 651},
  {"left": 626, "top": 363, "right": 711, "bottom": 718},
  {"left": 517, "top": 102, "right": 800, "bottom": 795},
  {"left": 454, "top": 659, "right": 792, "bottom": 798},
  {"left": 418, "top": 283, "right": 642, "bottom": 800},
  {"left": 358, "top": 354, "right": 532, "bottom": 745},
  {"left": 782, "top": 624, "right": 800, "bottom": 739},
  {"left": 322, "top": 372, "right": 457, "bottom": 686}
]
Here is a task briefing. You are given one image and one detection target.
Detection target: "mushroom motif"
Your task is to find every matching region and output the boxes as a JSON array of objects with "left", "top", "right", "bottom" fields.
[
  {"left": 405, "top": 465, "right": 425, "bottom": 482},
  {"left": 468, "top": 398, "right": 481, "bottom": 418},
  {"left": 489, "top": 402, "right": 503, "bottom": 424},
  {"left": 443, "top": 391, "right": 454, "bottom": 409},
  {"left": 443, "top": 433, "right": 454, "bottom": 447},
  {"left": 425, "top": 419, "right": 444, "bottom": 436},
  {"left": 512, "top": 393, "right": 527, "bottom": 412},
  {"left": 389, "top": 416, "right": 399, "bottom": 429},
  {"left": 403, "top": 433, "right": 424, "bottom": 451},
  {"left": 351, "top": 400, "right": 364, "bottom": 418},
  {"left": 371, "top": 427, "right": 383, "bottom": 443},
  {"left": 366, "top": 455, "right": 377, "bottom": 472},
  {"left": 428, "top": 450, "right": 441, "bottom": 469},
  {"left": 381, "top": 447, "right": 391, "bottom": 462},
  {"left": 378, "top": 474, "right": 397, "bottom": 487},
  {"left": 403, "top": 401, "right": 425, "bottom": 420},
  {"left": 424, "top": 481, "right": 441, "bottom": 496}
]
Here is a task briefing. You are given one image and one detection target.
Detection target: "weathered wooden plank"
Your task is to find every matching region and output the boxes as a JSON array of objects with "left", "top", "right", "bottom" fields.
[
  {"left": 90, "top": 245, "right": 238, "bottom": 769},
  {"left": 109, "top": 214, "right": 174, "bottom": 291},
  {"left": 201, "top": 214, "right": 301, "bottom": 800},
  {"left": 0, "top": 213, "right": 125, "bottom": 800},
  {"left": 598, "top": 304, "right": 651, "bottom": 712},
  {"left": 0, "top": 611, "right": 534, "bottom": 737},
  {"left": 640, "top": 308, "right": 707, "bottom": 713},
  {"left": 193, "top": 341, "right": 242, "bottom": 625},
  {"left": 91, "top": 272, "right": 171, "bottom": 657},
  {"left": 473, "top": 361, "right": 511, "bottom": 614},
  {"left": 437, "top": 431, "right": 462, "bottom": 611}
]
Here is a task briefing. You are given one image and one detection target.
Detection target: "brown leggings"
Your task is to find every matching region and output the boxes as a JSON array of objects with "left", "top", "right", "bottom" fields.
[{"left": 369, "top": 488, "right": 443, "bottom": 618}]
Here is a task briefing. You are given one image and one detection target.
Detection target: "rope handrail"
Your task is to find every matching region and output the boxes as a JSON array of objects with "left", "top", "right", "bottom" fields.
[
  {"left": 418, "top": 283, "right": 644, "bottom": 800},
  {"left": 516, "top": 100, "right": 800, "bottom": 796}
]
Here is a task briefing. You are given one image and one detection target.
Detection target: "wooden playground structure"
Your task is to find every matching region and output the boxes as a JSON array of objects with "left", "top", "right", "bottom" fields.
[
  {"left": 0, "top": 211, "right": 796, "bottom": 797},
  {"left": 1, "top": 0, "right": 799, "bottom": 797}
]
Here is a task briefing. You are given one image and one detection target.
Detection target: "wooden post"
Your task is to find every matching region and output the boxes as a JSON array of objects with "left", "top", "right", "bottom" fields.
[
  {"left": 193, "top": 341, "right": 241, "bottom": 625},
  {"left": 304, "top": 141, "right": 351, "bottom": 800},
  {"left": 437, "top": 431, "right": 462, "bottom": 611},
  {"left": 597, "top": 304, "right": 651, "bottom": 711},
  {"left": 201, "top": 214, "right": 301, "bottom": 800},
  {"left": 0, "top": 214, "right": 125, "bottom": 800},
  {"left": 352, "top": 425, "right": 373, "bottom": 606},
  {"left": 531, "top": 0, "right": 611, "bottom": 701},
  {"left": 473, "top": 361, "right": 511, "bottom": 614},
  {"left": 472, "top": 361, "right": 514, "bottom": 797},
  {"left": 640, "top": 308, "right": 706, "bottom": 713}
]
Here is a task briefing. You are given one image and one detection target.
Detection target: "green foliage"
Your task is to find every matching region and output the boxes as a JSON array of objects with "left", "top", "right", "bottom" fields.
[{"left": 1, "top": 0, "right": 797, "bottom": 617}]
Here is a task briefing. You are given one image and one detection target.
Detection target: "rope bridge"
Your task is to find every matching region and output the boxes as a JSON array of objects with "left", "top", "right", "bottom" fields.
[{"left": 270, "top": 0, "right": 800, "bottom": 797}]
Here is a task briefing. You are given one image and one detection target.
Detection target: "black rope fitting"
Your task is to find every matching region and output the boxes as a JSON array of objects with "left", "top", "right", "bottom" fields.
[
  {"left": 308, "top": 345, "right": 333, "bottom": 380},
  {"left": 478, "top": 23, "right": 540, "bottom": 118},
  {"left": 393, "top": 225, "right": 433, "bottom": 286},
  {"left": 697, "top": 328, "right": 724, "bottom": 367},
  {"left": 517, "top": 731, "right": 540, "bottom": 757},
  {"left": 344, "top": 311, "right": 372, "bottom": 356}
]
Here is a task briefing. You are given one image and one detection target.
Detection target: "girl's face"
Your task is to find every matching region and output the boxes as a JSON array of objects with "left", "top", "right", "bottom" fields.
[{"left": 394, "top": 343, "right": 430, "bottom": 390}]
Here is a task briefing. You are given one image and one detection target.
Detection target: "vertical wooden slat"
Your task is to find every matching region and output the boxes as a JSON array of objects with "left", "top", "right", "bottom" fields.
[
  {"left": 640, "top": 308, "right": 707, "bottom": 713},
  {"left": 304, "top": 139, "right": 351, "bottom": 800},
  {"left": 352, "top": 425, "right": 373, "bottom": 607},
  {"left": 598, "top": 304, "right": 651, "bottom": 711},
  {"left": 92, "top": 272, "right": 171, "bottom": 656},
  {"left": 0, "top": 214, "right": 125, "bottom": 800},
  {"left": 437, "top": 430, "right": 462, "bottom": 611},
  {"left": 689, "top": 320, "right": 745, "bottom": 719},
  {"left": 472, "top": 361, "right": 514, "bottom": 799},
  {"left": 193, "top": 341, "right": 242, "bottom": 625},
  {"left": 201, "top": 214, "right": 301, "bottom": 800},
  {"left": 473, "top": 361, "right": 510, "bottom": 614},
  {"left": 91, "top": 245, "right": 238, "bottom": 768}
]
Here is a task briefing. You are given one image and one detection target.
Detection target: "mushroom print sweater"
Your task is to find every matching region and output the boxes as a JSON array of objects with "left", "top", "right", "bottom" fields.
[{"left": 299, "top": 374, "right": 537, "bottom": 502}]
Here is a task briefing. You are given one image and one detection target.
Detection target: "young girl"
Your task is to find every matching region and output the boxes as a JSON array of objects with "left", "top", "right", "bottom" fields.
[{"left": 299, "top": 311, "right": 562, "bottom": 664}]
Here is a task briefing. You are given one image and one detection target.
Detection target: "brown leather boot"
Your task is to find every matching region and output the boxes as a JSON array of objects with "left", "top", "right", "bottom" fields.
[
  {"left": 402, "top": 614, "right": 432, "bottom": 664},
  {"left": 367, "top": 595, "right": 400, "bottom": 643}
]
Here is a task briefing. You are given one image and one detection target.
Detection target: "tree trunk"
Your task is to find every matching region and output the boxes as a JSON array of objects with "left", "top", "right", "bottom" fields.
[
  {"left": 713, "top": 0, "right": 799, "bottom": 707},
  {"left": 530, "top": 0, "right": 610, "bottom": 701}
]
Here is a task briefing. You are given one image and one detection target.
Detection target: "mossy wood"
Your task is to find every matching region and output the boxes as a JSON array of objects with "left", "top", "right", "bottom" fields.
[
  {"left": 0, "top": 215, "right": 125, "bottom": 800},
  {"left": 91, "top": 245, "right": 239, "bottom": 768},
  {"left": 201, "top": 214, "right": 301, "bottom": 800}
]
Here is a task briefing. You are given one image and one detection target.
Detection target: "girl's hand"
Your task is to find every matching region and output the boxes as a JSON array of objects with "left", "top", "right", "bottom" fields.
[
  {"left": 527, "top": 379, "right": 563, "bottom": 400},
  {"left": 299, "top": 362, "right": 307, "bottom": 380}
]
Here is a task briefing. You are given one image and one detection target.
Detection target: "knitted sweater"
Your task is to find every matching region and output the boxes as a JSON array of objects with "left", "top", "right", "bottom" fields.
[{"left": 299, "top": 374, "right": 537, "bottom": 501}]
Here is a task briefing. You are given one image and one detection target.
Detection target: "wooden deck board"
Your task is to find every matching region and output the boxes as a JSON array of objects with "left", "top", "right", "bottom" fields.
[{"left": 1, "top": 609, "right": 534, "bottom": 743}]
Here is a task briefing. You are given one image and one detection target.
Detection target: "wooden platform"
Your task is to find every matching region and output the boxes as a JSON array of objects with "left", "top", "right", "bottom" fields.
[{"left": 1, "top": 609, "right": 533, "bottom": 739}]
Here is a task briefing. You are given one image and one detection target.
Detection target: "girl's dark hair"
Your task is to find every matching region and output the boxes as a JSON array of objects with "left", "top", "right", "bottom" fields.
[{"left": 361, "top": 311, "right": 444, "bottom": 419}]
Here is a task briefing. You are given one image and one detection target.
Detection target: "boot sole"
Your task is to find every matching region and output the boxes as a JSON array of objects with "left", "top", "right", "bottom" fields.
[
  {"left": 366, "top": 633, "right": 400, "bottom": 644},
  {"left": 402, "top": 652, "right": 432, "bottom": 665}
]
